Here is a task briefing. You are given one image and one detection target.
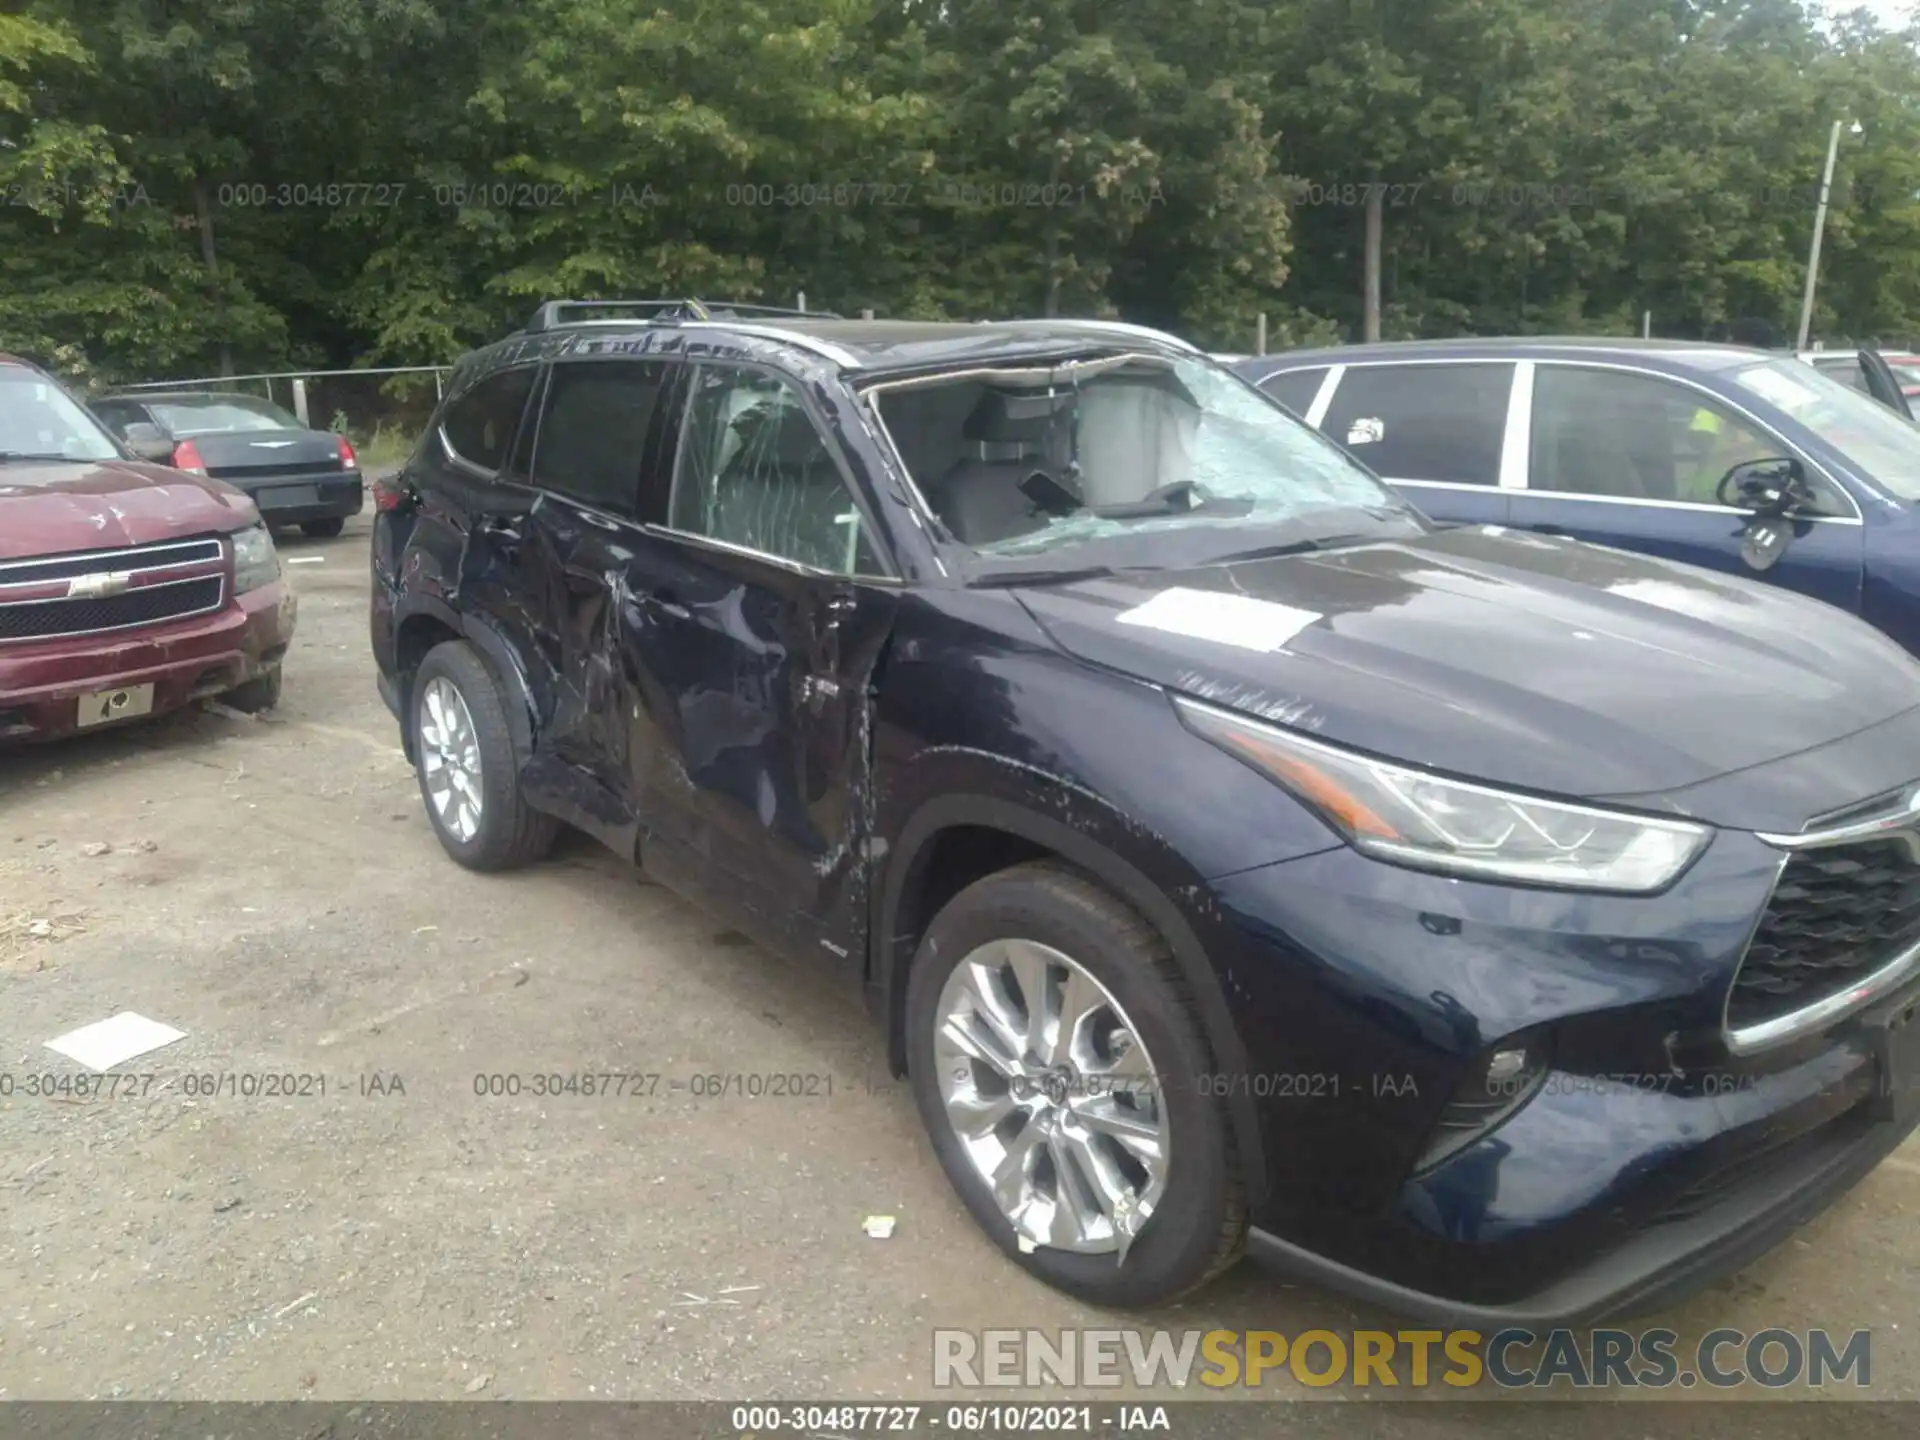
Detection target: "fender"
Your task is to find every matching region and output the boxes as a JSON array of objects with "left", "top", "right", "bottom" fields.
[
  {"left": 456, "top": 611, "right": 541, "bottom": 769},
  {"left": 874, "top": 773, "right": 1271, "bottom": 1203},
  {"left": 391, "top": 595, "right": 538, "bottom": 769}
]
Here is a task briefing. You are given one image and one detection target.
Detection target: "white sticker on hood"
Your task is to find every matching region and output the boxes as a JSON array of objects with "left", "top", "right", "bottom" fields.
[{"left": 1115, "top": 587, "right": 1321, "bottom": 653}]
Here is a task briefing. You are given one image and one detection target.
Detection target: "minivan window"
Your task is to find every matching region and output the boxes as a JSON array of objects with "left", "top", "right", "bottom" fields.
[
  {"left": 1259, "top": 367, "right": 1328, "bottom": 418},
  {"left": 530, "top": 360, "right": 670, "bottom": 514},
  {"left": 442, "top": 366, "right": 537, "bottom": 473},
  {"left": 1319, "top": 363, "right": 1511, "bottom": 485},
  {"left": 1530, "top": 365, "right": 1808, "bottom": 508},
  {"left": 1733, "top": 358, "right": 1920, "bottom": 500}
]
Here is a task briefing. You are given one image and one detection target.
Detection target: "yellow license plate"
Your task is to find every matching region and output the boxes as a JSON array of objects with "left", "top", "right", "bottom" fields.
[{"left": 76, "top": 683, "right": 155, "bottom": 728}]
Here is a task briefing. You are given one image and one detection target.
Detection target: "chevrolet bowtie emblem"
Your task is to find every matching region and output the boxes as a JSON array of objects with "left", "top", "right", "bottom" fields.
[{"left": 68, "top": 571, "right": 132, "bottom": 599}]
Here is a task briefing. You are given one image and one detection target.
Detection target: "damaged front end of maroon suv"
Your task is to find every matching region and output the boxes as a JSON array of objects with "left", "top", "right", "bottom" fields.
[{"left": 0, "top": 356, "right": 298, "bottom": 743}]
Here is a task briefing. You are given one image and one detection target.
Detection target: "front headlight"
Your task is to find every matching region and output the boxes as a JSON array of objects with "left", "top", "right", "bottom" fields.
[
  {"left": 1174, "top": 697, "right": 1710, "bottom": 893},
  {"left": 230, "top": 523, "right": 281, "bottom": 594}
]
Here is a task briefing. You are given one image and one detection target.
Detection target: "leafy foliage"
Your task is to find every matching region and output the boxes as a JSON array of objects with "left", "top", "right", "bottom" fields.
[{"left": 1, "top": 0, "right": 1917, "bottom": 380}]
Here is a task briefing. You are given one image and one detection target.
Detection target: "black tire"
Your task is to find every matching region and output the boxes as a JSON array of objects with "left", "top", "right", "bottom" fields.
[
  {"left": 301, "top": 518, "right": 346, "bottom": 538},
  {"left": 410, "top": 640, "right": 557, "bottom": 871},
  {"left": 904, "top": 861, "right": 1247, "bottom": 1308},
  {"left": 221, "top": 665, "right": 282, "bottom": 714}
]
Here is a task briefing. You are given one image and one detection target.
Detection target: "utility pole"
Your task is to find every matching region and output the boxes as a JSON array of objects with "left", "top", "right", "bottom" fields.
[{"left": 1796, "top": 120, "right": 1852, "bottom": 352}]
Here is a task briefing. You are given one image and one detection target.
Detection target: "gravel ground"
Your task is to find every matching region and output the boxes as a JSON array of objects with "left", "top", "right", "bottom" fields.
[{"left": 2, "top": 512, "right": 1918, "bottom": 1410}]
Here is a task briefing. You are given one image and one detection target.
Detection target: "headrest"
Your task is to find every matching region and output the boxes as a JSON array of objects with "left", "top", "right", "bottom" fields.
[{"left": 963, "top": 388, "right": 1072, "bottom": 443}]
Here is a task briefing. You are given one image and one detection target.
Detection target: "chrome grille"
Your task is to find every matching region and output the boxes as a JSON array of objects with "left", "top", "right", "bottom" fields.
[
  {"left": 1729, "top": 840, "right": 1920, "bottom": 1029},
  {"left": 0, "top": 538, "right": 227, "bottom": 643},
  {"left": 1733, "top": 785, "right": 1920, "bottom": 1038},
  {"left": 0, "top": 537, "right": 221, "bottom": 587}
]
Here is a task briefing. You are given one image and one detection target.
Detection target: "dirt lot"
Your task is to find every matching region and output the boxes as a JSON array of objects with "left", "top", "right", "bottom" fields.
[{"left": 3, "top": 511, "right": 1919, "bottom": 1407}]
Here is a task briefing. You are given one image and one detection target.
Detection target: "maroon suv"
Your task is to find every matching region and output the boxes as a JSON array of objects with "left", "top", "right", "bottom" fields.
[{"left": 1, "top": 355, "right": 297, "bottom": 743}]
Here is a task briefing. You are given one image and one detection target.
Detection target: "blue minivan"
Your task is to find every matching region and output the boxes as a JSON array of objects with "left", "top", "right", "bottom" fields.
[{"left": 1235, "top": 339, "right": 1920, "bottom": 654}]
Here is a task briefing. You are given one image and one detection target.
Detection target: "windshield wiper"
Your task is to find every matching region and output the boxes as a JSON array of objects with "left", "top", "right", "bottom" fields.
[
  {"left": 966, "top": 561, "right": 1121, "bottom": 589},
  {"left": 1205, "top": 531, "right": 1381, "bottom": 564},
  {"left": 0, "top": 452, "right": 78, "bottom": 463},
  {"left": 1089, "top": 480, "right": 1255, "bottom": 521}
]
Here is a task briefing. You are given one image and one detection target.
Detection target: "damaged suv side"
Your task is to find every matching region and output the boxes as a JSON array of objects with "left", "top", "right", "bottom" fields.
[{"left": 373, "top": 301, "right": 1920, "bottom": 1321}]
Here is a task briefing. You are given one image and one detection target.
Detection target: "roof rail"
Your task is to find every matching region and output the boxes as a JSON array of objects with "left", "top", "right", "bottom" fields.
[{"left": 524, "top": 298, "right": 841, "bottom": 333}]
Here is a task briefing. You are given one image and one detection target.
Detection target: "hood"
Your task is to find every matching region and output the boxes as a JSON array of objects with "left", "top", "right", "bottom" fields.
[
  {"left": 1013, "top": 526, "right": 1920, "bottom": 820},
  {"left": 0, "top": 459, "right": 258, "bottom": 559}
]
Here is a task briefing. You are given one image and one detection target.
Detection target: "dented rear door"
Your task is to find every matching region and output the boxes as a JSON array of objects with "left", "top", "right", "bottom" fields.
[{"left": 514, "top": 355, "right": 684, "bottom": 845}]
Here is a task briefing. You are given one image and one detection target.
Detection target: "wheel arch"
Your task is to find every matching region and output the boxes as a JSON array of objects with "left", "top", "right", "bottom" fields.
[
  {"left": 875, "top": 789, "right": 1269, "bottom": 1203},
  {"left": 393, "top": 600, "right": 538, "bottom": 768}
]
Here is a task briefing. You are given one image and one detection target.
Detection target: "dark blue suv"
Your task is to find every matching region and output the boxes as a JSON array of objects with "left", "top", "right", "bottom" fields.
[
  {"left": 1236, "top": 339, "right": 1920, "bottom": 653},
  {"left": 373, "top": 304, "right": 1920, "bottom": 1323}
]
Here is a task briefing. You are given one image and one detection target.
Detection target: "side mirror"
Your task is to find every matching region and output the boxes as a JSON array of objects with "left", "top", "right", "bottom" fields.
[
  {"left": 1716, "top": 457, "right": 1814, "bottom": 517},
  {"left": 121, "top": 421, "right": 176, "bottom": 464}
]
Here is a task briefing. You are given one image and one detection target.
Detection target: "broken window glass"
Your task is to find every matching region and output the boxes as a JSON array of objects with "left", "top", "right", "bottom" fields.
[{"left": 669, "top": 367, "right": 881, "bottom": 575}]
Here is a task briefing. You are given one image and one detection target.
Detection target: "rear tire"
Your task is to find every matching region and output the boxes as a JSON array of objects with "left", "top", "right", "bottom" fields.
[
  {"left": 410, "top": 640, "right": 557, "bottom": 871},
  {"left": 905, "top": 861, "right": 1247, "bottom": 1308},
  {"left": 301, "top": 518, "right": 346, "bottom": 538},
  {"left": 221, "top": 666, "right": 282, "bottom": 714}
]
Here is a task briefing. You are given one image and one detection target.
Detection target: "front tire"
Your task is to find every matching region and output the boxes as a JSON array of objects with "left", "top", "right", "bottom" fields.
[
  {"left": 410, "top": 640, "right": 557, "bottom": 871},
  {"left": 301, "top": 518, "right": 346, "bottom": 538},
  {"left": 905, "top": 861, "right": 1247, "bottom": 1308}
]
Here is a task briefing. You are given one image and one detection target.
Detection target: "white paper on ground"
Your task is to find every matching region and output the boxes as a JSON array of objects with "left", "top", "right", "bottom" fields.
[
  {"left": 1115, "top": 588, "right": 1321, "bottom": 653},
  {"left": 44, "top": 1011, "right": 186, "bottom": 1071}
]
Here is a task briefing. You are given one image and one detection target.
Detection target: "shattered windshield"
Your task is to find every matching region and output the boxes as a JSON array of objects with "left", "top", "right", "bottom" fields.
[{"left": 868, "top": 353, "right": 1413, "bottom": 567}]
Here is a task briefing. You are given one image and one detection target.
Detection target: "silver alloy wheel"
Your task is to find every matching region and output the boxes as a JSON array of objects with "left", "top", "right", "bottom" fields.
[
  {"left": 934, "top": 939, "right": 1171, "bottom": 1257},
  {"left": 418, "top": 676, "right": 483, "bottom": 843}
]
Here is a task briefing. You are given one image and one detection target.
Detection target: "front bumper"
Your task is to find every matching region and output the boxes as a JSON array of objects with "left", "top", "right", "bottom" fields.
[
  {"left": 225, "top": 471, "right": 364, "bottom": 525},
  {"left": 1207, "top": 828, "right": 1920, "bottom": 1320},
  {"left": 1247, "top": 1091, "right": 1912, "bottom": 1325},
  {"left": 0, "top": 580, "right": 296, "bottom": 742}
]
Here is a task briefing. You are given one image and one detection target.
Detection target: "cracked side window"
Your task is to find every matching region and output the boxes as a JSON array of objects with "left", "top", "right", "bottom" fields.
[{"left": 669, "top": 366, "right": 879, "bottom": 575}]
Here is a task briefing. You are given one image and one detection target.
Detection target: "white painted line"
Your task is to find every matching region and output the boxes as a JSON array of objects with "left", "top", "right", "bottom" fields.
[
  {"left": 287, "top": 557, "right": 327, "bottom": 565},
  {"left": 45, "top": 1012, "right": 186, "bottom": 1072}
]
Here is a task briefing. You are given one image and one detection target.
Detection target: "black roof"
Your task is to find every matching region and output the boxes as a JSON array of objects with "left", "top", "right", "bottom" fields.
[
  {"left": 746, "top": 318, "right": 1202, "bottom": 372},
  {"left": 489, "top": 305, "right": 1202, "bottom": 377},
  {"left": 1237, "top": 336, "right": 1776, "bottom": 376}
]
